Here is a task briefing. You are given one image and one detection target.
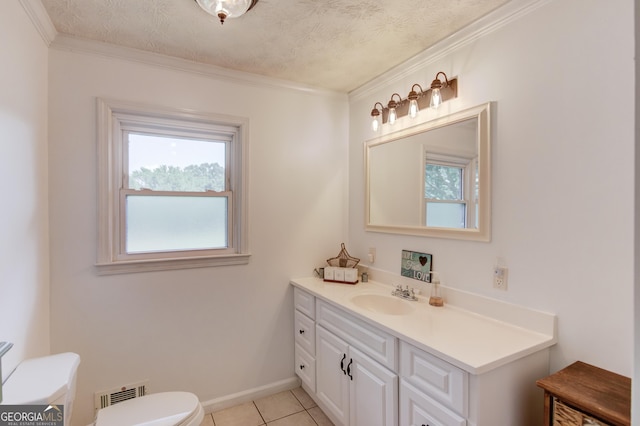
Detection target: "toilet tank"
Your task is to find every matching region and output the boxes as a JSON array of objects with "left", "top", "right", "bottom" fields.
[{"left": 1, "top": 353, "right": 80, "bottom": 426}]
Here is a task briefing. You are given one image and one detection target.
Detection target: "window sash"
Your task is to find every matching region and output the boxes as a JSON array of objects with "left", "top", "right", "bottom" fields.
[
  {"left": 117, "top": 190, "right": 234, "bottom": 261},
  {"left": 425, "top": 199, "right": 467, "bottom": 228},
  {"left": 122, "top": 130, "right": 232, "bottom": 192}
]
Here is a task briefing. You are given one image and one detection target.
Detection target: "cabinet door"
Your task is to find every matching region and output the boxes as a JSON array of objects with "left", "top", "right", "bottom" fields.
[
  {"left": 400, "top": 380, "right": 466, "bottom": 426},
  {"left": 349, "top": 346, "right": 398, "bottom": 426},
  {"left": 316, "top": 325, "right": 350, "bottom": 426}
]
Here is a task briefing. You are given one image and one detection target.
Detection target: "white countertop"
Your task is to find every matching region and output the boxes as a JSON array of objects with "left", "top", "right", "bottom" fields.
[{"left": 290, "top": 277, "right": 557, "bottom": 375}]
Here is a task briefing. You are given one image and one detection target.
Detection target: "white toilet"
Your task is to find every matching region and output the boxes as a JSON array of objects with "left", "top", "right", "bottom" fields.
[{"left": 1, "top": 353, "right": 204, "bottom": 426}]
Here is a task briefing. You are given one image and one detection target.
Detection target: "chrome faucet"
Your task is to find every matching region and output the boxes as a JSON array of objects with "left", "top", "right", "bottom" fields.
[{"left": 391, "top": 285, "right": 418, "bottom": 301}]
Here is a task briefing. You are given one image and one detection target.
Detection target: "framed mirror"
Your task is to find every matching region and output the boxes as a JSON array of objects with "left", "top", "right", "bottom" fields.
[{"left": 364, "top": 103, "right": 491, "bottom": 241}]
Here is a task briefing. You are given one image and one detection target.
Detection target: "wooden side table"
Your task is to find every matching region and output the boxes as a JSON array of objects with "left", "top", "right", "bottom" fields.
[{"left": 536, "top": 361, "right": 631, "bottom": 426}]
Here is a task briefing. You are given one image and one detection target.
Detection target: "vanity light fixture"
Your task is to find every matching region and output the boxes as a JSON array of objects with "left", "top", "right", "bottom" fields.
[
  {"left": 407, "top": 84, "right": 424, "bottom": 119},
  {"left": 387, "top": 93, "right": 402, "bottom": 125},
  {"left": 195, "top": 0, "right": 259, "bottom": 24},
  {"left": 368, "top": 72, "right": 457, "bottom": 130},
  {"left": 370, "top": 102, "right": 384, "bottom": 132},
  {"left": 430, "top": 71, "right": 450, "bottom": 109}
]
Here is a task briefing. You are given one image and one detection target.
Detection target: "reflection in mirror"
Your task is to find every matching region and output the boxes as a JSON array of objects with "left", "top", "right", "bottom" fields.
[{"left": 365, "top": 103, "right": 491, "bottom": 241}]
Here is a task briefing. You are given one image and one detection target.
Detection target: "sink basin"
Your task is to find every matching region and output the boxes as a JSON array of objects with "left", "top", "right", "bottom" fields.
[{"left": 350, "top": 294, "right": 414, "bottom": 315}]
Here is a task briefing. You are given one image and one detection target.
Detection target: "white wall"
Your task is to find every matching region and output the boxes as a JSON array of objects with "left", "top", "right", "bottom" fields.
[
  {"left": 349, "top": 0, "right": 635, "bottom": 378},
  {"left": 0, "top": 1, "right": 51, "bottom": 383},
  {"left": 47, "top": 49, "right": 349, "bottom": 423}
]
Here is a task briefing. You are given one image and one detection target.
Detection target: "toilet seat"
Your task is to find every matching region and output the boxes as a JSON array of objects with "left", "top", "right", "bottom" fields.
[{"left": 95, "top": 391, "right": 204, "bottom": 426}]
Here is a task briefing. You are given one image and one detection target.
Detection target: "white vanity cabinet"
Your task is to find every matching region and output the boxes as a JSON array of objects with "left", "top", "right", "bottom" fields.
[
  {"left": 316, "top": 319, "right": 398, "bottom": 426},
  {"left": 292, "top": 279, "right": 555, "bottom": 426}
]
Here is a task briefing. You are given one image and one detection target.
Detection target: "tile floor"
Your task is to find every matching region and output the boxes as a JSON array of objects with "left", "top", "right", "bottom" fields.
[{"left": 200, "top": 387, "right": 334, "bottom": 426}]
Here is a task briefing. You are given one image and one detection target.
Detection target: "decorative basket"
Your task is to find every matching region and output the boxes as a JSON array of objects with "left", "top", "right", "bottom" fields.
[{"left": 326, "top": 243, "right": 360, "bottom": 268}]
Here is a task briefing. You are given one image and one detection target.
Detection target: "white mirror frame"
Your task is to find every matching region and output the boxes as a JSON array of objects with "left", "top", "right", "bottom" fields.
[{"left": 364, "top": 102, "right": 492, "bottom": 241}]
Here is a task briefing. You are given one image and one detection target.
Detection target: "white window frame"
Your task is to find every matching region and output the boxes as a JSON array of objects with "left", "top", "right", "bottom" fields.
[
  {"left": 96, "top": 98, "right": 250, "bottom": 274},
  {"left": 422, "top": 152, "right": 478, "bottom": 228}
]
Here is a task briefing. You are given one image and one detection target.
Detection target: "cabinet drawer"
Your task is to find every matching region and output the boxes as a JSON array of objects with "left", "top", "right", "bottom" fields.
[
  {"left": 294, "top": 287, "right": 315, "bottom": 319},
  {"left": 553, "top": 398, "right": 611, "bottom": 426},
  {"left": 295, "top": 343, "right": 316, "bottom": 392},
  {"left": 294, "top": 310, "right": 315, "bottom": 355},
  {"left": 400, "top": 341, "right": 468, "bottom": 416},
  {"left": 400, "top": 379, "right": 466, "bottom": 426},
  {"left": 316, "top": 300, "right": 397, "bottom": 370}
]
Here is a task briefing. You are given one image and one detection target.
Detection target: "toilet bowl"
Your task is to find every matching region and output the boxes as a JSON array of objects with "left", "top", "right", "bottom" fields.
[
  {"left": 1, "top": 352, "right": 204, "bottom": 426},
  {"left": 95, "top": 391, "right": 204, "bottom": 426}
]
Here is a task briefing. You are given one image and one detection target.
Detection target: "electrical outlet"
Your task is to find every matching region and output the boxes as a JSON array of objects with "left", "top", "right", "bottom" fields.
[
  {"left": 493, "top": 266, "right": 508, "bottom": 290},
  {"left": 368, "top": 247, "right": 376, "bottom": 263}
]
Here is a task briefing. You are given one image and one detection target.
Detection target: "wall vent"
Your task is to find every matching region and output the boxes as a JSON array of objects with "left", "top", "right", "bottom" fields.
[{"left": 94, "top": 380, "right": 148, "bottom": 411}]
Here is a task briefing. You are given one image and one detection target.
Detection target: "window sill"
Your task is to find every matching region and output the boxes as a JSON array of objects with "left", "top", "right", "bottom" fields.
[{"left": 95, "top": 253, "right": 251, "bottom": 275}]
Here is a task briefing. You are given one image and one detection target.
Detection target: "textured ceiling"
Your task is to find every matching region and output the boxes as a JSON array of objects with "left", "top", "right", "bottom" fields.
[{"left": 40, "top": 0, "right": 509, "bottom": 93}]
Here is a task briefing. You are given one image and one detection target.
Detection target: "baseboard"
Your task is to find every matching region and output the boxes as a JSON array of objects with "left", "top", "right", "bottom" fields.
[{"left": 200, "top": 376, "right": 301, "bottom": 413}]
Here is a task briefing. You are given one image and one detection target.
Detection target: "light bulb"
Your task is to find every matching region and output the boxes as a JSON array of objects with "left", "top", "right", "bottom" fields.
[
  {"left": 388, "top": 107, "right": 397, "bottom": 125},
  {"left": 386, "top": 94, "right": 400, "bottom": 126},
  {"left": 409, "top": 99, "right": 419, "bottom": 118},
  {"left": 430, "top": 88, "right": 442, "bottom": 109},
  {"left": 372, "top": 116, "right": 380, "bottom": 132},
  {"left": 370, "top": 103, "right": 383, "bottom": 132}
]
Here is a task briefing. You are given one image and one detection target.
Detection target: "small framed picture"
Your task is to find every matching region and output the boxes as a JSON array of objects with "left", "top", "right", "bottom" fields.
[{"left": 401, "top": 250, "right": 432, "bottom": 283}]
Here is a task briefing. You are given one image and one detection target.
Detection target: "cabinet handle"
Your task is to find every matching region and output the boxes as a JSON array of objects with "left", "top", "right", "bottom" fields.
[
  {"left": 347, "top": 359, "right": 353, "bottom": 380},
  {"left": 340, "top": 354, "right": 346, "bottom": 374},
  {"left": 299, "top": 329, "right": 305, "bottom": 334},
  {"left": 299, "top": 364, "right": 305, "bottom": 370}
]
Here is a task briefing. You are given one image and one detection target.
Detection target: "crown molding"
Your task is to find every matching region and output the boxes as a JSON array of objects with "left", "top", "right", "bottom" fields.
[
  {"left": 49, "top": 34, "right": 346, "bottom": 100},
  {"left": 19, "top": 0, "right": 57, "bottom": 46},
  {"left": 349, "top": 0, "right": 552, "bottom": 101}
]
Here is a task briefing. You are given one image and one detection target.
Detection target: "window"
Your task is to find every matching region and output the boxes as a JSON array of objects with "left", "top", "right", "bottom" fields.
[
  {"left": 97, "top": 99, "right": 249, "bottom": 274},
  {"left": 423, "top": 153, "right": 478, "bottom": 229}
]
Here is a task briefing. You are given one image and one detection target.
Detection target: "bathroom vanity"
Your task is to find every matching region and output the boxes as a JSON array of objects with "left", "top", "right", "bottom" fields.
[{"left": 291, "top": 277, "right": 557, "bottom": 426}]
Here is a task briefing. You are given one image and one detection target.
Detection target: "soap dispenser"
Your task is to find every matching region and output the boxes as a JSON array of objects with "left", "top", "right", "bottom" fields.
[{"left": 429, "top": 272, "right": 444, "bottom": 307}]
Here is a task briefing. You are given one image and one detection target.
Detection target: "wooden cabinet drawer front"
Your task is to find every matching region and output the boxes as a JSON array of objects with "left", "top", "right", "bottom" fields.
[
  {"left": 295, "top": 343, "right": 316, "bottom": 392},
  {"left": 294, "top": 287, "right": 315, "bottom": 319},
  {"left": 400, "top": 341, "right": 468, "bottom": 416},
  {"left": 316, "top": 300, "right": 397, "bottom": 370},
  {"left": 400, "top": 380, "right": 466, "bottom": 426},
  {"left": 553, "top": 398, "right": 611, "bottom": 426},
  {"left": 294, "top": 310, "right": 315, "bottom": 355}
]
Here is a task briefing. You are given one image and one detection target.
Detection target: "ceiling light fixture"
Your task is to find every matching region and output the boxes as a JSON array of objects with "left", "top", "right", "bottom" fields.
[
  {"left": 368, "top": 72, "right": 458, "bottom": 130},
  {"left": 195, "top": 0, "right": 259, "bottom": 25}
]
